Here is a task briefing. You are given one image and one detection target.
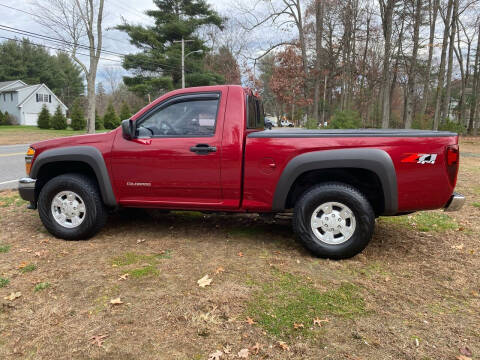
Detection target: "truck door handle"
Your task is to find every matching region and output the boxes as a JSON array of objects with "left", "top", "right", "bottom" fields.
[{"left": 190, "top": 144, "right": 217, "bottom": 154}]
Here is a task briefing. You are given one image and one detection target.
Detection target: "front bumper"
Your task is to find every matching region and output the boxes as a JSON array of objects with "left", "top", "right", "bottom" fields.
[
  {"left": 444, "top": 192, "right": 465, "bottom": 212},
  {"left": 18, "top": 177, "right": 36, "bottom": 206}
]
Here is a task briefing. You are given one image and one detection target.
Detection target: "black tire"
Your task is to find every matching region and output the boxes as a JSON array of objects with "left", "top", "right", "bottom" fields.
[
  {"left": 293, "top": 182, "right": 375, "bottom": 259},
  {"left": 38, "top": 173, "right": 108, "bottom": 240}
]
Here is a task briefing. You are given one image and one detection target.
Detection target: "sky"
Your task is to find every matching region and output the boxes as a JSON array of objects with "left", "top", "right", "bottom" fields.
[{"left": 0, "top": 0, "right": 241, "bottom": 87}]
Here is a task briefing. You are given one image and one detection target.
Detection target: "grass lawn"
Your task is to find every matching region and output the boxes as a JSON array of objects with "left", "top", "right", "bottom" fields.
[
  {"left": 0, "top": 125, "right": 110, "bottom": 145},
  {"left": 0, "top": 138, "right": 478, "bottom": 359}
]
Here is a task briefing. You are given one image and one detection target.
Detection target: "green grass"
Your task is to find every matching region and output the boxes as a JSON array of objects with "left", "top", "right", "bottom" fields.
[
  {"left": 111, "top": 250, "right": 172, "bottom": 266},
  {"left": 0, "top": 277, "right": 9, "bottom": 288},
  {"left": 130, "top": 265, "right": 159, "bottom": 278},
  {"left": 0, "top": 125, "right": 109, "bottom": 136},
  {"left": 473, "top": 202, "right": 480, "bottom": 208},
  {"left": 20, "top": 264, "right": 37, "bottom": 273},
  {"left": 171, "top": 211, "right": 205, "bottom": 218},
  {"left": 247, "top": 271, "right": 365, "bottom": 339},
  {"left": 0, "top": 244, "right": 11, "bottom": 253},
  {"left": 380, "top": 212, "right": 458, "bottom": 232},
  {"left": 0, "top": 193, "right": 27, "bottom": 208},
  {"left": 34, "top": 282, "right": 50, "bottom": 292}
]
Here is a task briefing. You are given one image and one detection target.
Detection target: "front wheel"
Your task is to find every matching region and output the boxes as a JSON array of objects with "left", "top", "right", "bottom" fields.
[
  {"left": 38, "top": 173, "right": 108, "bottom": 240},
  {"left": 293, "top": 182, "right": 375, "bottom": 259}
]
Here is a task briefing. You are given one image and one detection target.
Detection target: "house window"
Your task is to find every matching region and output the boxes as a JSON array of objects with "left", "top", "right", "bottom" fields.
[
  {"left": 36, "top": 94, "right": 49, "bottom": 103},
  {"left": 10, "top": 93, "right": 13, "bottom": 101},
  {"left": 49, "top": 95, "right": 51, "bottom": 103},
  {"left": 2, "top": 94, "right": 5, "bottom": 101}
]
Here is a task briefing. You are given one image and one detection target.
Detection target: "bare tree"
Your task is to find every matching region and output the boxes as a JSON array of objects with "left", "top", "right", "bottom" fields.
[
  {"left": 442, "top": 0, "right": 459, "bottom": 122},
  {"left": 102, "top": 66, "right": 123, "bottom": 94},
  {"left": 312, "top": 0, "right": 324, "bottom": 123},
  {"left": 34, "top": 0, "right": 105, "bottom": 134},
  {"left": 469, "top": 17, "right": 480, "bottom": 134}
]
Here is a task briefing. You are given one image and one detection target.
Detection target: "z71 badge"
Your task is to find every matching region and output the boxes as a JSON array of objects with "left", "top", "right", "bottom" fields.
[{"left": 401, "top": 153, "right": 438, "bottom": 165}]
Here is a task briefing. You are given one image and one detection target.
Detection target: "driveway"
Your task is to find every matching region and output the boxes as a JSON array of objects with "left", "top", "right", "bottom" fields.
[{"left": 0, "top": 144, "right": 29, "bottom": 190}]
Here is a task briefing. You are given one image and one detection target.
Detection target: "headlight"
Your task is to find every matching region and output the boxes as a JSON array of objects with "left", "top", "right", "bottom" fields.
[{"left": 25, "top": 147, "right": 35, "bottom": 176}]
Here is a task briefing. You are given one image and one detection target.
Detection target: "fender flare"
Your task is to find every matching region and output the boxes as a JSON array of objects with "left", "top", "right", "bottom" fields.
[
  {"left": 30, "top": 146, "right": 117, "bottom": 207},
  {"left": 272, "top": 148, "right": 398, "bottom": 214}
]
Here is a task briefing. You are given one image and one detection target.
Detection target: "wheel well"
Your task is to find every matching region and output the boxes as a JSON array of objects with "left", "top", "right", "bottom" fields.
[
  {"left": 285, "top": 168, "right": 385, "bottom": 215},
  {"left": 35, "top": 161, "right": 98, "bottom": 200}
]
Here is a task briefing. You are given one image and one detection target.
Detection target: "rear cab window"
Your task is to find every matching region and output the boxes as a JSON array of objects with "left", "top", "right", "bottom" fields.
[{"left": 246, "top": 94, "right": 264, "bottom": 130}]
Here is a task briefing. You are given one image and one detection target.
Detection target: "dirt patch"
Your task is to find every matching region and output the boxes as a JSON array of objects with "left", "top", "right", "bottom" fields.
[{"left": 0, "top": 138, "right": 479, "bottom": 359}]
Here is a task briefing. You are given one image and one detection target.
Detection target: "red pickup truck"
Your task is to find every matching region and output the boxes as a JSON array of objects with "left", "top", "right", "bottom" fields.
[{"left": 18, "top": 85, "right": 465, "bottom": 259}]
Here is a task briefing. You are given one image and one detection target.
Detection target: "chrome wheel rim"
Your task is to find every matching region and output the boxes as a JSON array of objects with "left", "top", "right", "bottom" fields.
[
  {"left": 51, "top": 191, "right": 86, "bottom": 228},
  {"left": 310, "top": 202, "right": 356, "bottom": 245}
]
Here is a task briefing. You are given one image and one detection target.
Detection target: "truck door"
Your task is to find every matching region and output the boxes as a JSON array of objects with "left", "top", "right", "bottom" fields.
[{"left": 110, "top": 91, "right": 225, "bottom": 207}]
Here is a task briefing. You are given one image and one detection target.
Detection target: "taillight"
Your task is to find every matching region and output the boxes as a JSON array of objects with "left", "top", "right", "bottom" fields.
[
  {"left": 445, "top": 145, "right": 459, "bottom": 187},
  {"left": 25, "top": 147, "right": 35, "bottom": 176}
]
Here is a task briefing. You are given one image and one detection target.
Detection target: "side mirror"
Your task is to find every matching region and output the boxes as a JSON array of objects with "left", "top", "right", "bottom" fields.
[{"left": 121, "top": 119, "right": 134, "bottom": 140}]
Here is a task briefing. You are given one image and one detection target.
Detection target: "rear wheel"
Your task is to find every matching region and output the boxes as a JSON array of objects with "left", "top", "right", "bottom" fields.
[
  {"left": 38, "top": 173, "right": 108, "bottom": 240},
  {"left": 293, "top": 182, "right": 375, "bottom": 259}
]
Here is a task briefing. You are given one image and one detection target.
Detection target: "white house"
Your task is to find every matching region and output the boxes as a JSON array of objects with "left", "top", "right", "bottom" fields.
[{"left": 0, "top": 80, "right": 68, "bottom": 126}]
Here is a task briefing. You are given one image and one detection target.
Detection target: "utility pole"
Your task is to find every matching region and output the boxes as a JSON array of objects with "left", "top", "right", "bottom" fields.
[{"left": 173, "top": 38, "right": 198, "bottom": 89}]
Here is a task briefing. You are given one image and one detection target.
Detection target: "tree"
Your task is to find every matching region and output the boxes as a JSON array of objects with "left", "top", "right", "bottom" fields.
[
  {"left": 0, "top": 40, "right": 84, "bottom": 107},
  {"left": 34, "top": 0, "right": 105, "bottom": 134},
  {"left": 51, "top": 105, "right": 67, "bottom": 130},
  {"left": 0, "top": 111, "right": 5, "bottom": 126},
  {"left": 103, "top": 102, "right": 120, "bottom": 129},
  {"left": 95, "top": 110, "right": 103, "bottom": 130},
  {"left": 117, "top": 0, "right": 224, "bottom": 95},
  {"left": 204, "top": 46, "right": 241, "bottom": 85},
  {"left": 119, "top": 102, "right": 132, "bottom": 120},
  {"left": 70, "top": 99, "right": 86, "bottom": 130},
  {"left": 37, "top": 105, "right": 51, "bottom": 129}
]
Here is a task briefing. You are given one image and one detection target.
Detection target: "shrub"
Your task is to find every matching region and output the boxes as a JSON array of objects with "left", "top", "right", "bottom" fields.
[
  {"left": 439, "top": 119, "right": 466, "bottom": 135},
  {"left": 51, "top": 105, "right": 67, "bottom": 130},
  {"left": 305, "top": 117, "right": 318, "bottom": 129},
  {"left": 95, "top": 110, "right": 103, "bottom": 130},
  {"left": 3, "top": 111, "right": 15, "bottom": 125},
  {"left": 37, "top": 105, "right": 51, "bottom": 129},
  {"left": 103, "top": 102, "right": 120, "bottom": 129},
  {"left": 0, "top": 110, "right": 5, "bottom": 125},
  {"left": 119, "top": 101, "right": 132, "bottom": 120},
  {"left": 70, "top": 99, "right": 86, "bottom": 130},
  {"left": 328, "top": 110, "right": 362, "bottom": 129}
]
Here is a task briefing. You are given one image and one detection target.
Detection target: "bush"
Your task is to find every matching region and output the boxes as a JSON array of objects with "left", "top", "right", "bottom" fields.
[
  {"left": 2, "top": 111, "right": 15, "bottom": 125},
  {"left": 119, "top": 101, "right": 132, "bottom": 120},
  {"left": 95, "top": 110, "right": 103, "bottom": 130},
  {"left": 328, "top": 110, "right": 362, "bottom": 129},
  {"left": 37, "top": 105, "right": 51, "bottom": 129},
  {"left": 51, "top": 105, "right": 67, "bottom": 130},
  {"left": 0, "top": 110, "right": 5, "bottom": 125},
  {"left": 70, "top": 99, "right": 86, "bottom": 130},
  {"left": 103, "top": 102, "right": 120, "bottom": 129},
  {"left": 439, "top": 119, "right": 466, "bottom": 135},
  {"left": 305, "top": 118, "right": 318, "bottom": 129}
]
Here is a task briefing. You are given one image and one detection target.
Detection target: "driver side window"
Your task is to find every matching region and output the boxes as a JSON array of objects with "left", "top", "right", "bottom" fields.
[{"left": 137, "top": 98, "right": 219, "bottom": 137}]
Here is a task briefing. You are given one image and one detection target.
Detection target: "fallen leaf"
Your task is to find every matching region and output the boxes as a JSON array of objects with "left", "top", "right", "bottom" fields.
[
  {"left": 460, "top": 347, "right": 473, "bottom": 357},
  {"left": 223, "top": 345, "right": 232, "bottom": 354},
  {"left": 385, "top": 276, "right": 391, "bottom": 282},
  {"left": 215, "top": 266, "right": 225, "bottom": 275},
  {"left": 136, "top": 239, "right": 146, "bottom": 244},
  {"left": 208, "top": 350, "right": 223, "bottom": 360},
  {"left": 313, "top": 317, "right": 329, "bottom": 327},
  {"left": 293, "top": 323, "right": 304, "bottom": 329},
  {"left": 456, "top": 356, "right": 472, "bottom": 360},
  {"left": 4, "top": 292, "right": 21, "bottom": 301},
  {"left": 451, "top": 243, "right": 465, "bottom": 250},
  {"left": 197, "top": 275, "right": 212, "bottom": 288},
  {"left": 246, "top": 317, "right": 256, "bottom": 325},
  {"left": 90, "top": 334, "right": 108, "bottom": 347},
  {"left": 238, "top": 348, "right": 249, "bottom": 358},
  {"left": 118, "top": 273, "right": 129, "bottom": 280},
  {"left": 18, "top": 262, "right": 28, "bottom": 269},
  {"left": 277, "top": 341, "right": 290, "bottom": 351},
  {"left": 110, "top": 297, "right": 123, "bottom": 305},
  {"left": 238, "top": 252, "right": 244, "bottom": 257},
  {"left": 250, "top": 343, "right": 261, "bottom": 355}
]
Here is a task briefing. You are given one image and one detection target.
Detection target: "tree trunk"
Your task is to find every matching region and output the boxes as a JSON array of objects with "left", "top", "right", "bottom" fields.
[
  {"left": 441, "top": 0, "right": 458, "bottom": 123},
  {"left": 379, "top": 0, "right": 396, "bottom": 128},
  {"left": 420, "top": 0, "right": 439, "bottom": 118},
  {"left": 313, "top": 0, "right": 324, "bottom": 124},
  {"left": 433, "top": 0, "right": 454, "bottom": 130},
  {"left": 469, "top": 19, "right": 480, "bottom": 135},
  {"left": 404, "top": 0, "right": 422, "bottom": 129}
]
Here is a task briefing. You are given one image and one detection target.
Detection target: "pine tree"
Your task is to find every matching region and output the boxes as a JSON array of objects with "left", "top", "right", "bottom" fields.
[
  {"left": 119, "top": 102, "right": 132, "bottom": 120},
  {"left": 95, "top": 110, "right": 103, "bottom": 130},
  {"left": 51, "top": 105, "right": 67, "bottom": 130},
  {"left": 103, "top": 102, "right": 120, "bottom": 129},
  {"left": 37, "top": 105, "right": 51, "bottom": 129},
  {"left": 70, "top": 99, "right": 86, "bottom": 130}
]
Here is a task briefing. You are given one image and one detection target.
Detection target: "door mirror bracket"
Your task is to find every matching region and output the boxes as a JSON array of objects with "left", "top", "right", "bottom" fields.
[{"left": 122, "top": 119, "right": 135, "bottom": 140}]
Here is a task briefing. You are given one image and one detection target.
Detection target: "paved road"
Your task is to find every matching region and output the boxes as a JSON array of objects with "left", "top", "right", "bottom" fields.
[{"left": 0, "top": 144, "right": 29, "bottom": 191}]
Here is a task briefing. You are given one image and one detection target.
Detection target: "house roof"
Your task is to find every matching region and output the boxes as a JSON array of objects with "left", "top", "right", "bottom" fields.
[
  {"left": 17, "top": 83, "right": 68, "bottom": 110},
  {"left": 0, "top": 80, "right": 27, "bottom": 92}
]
